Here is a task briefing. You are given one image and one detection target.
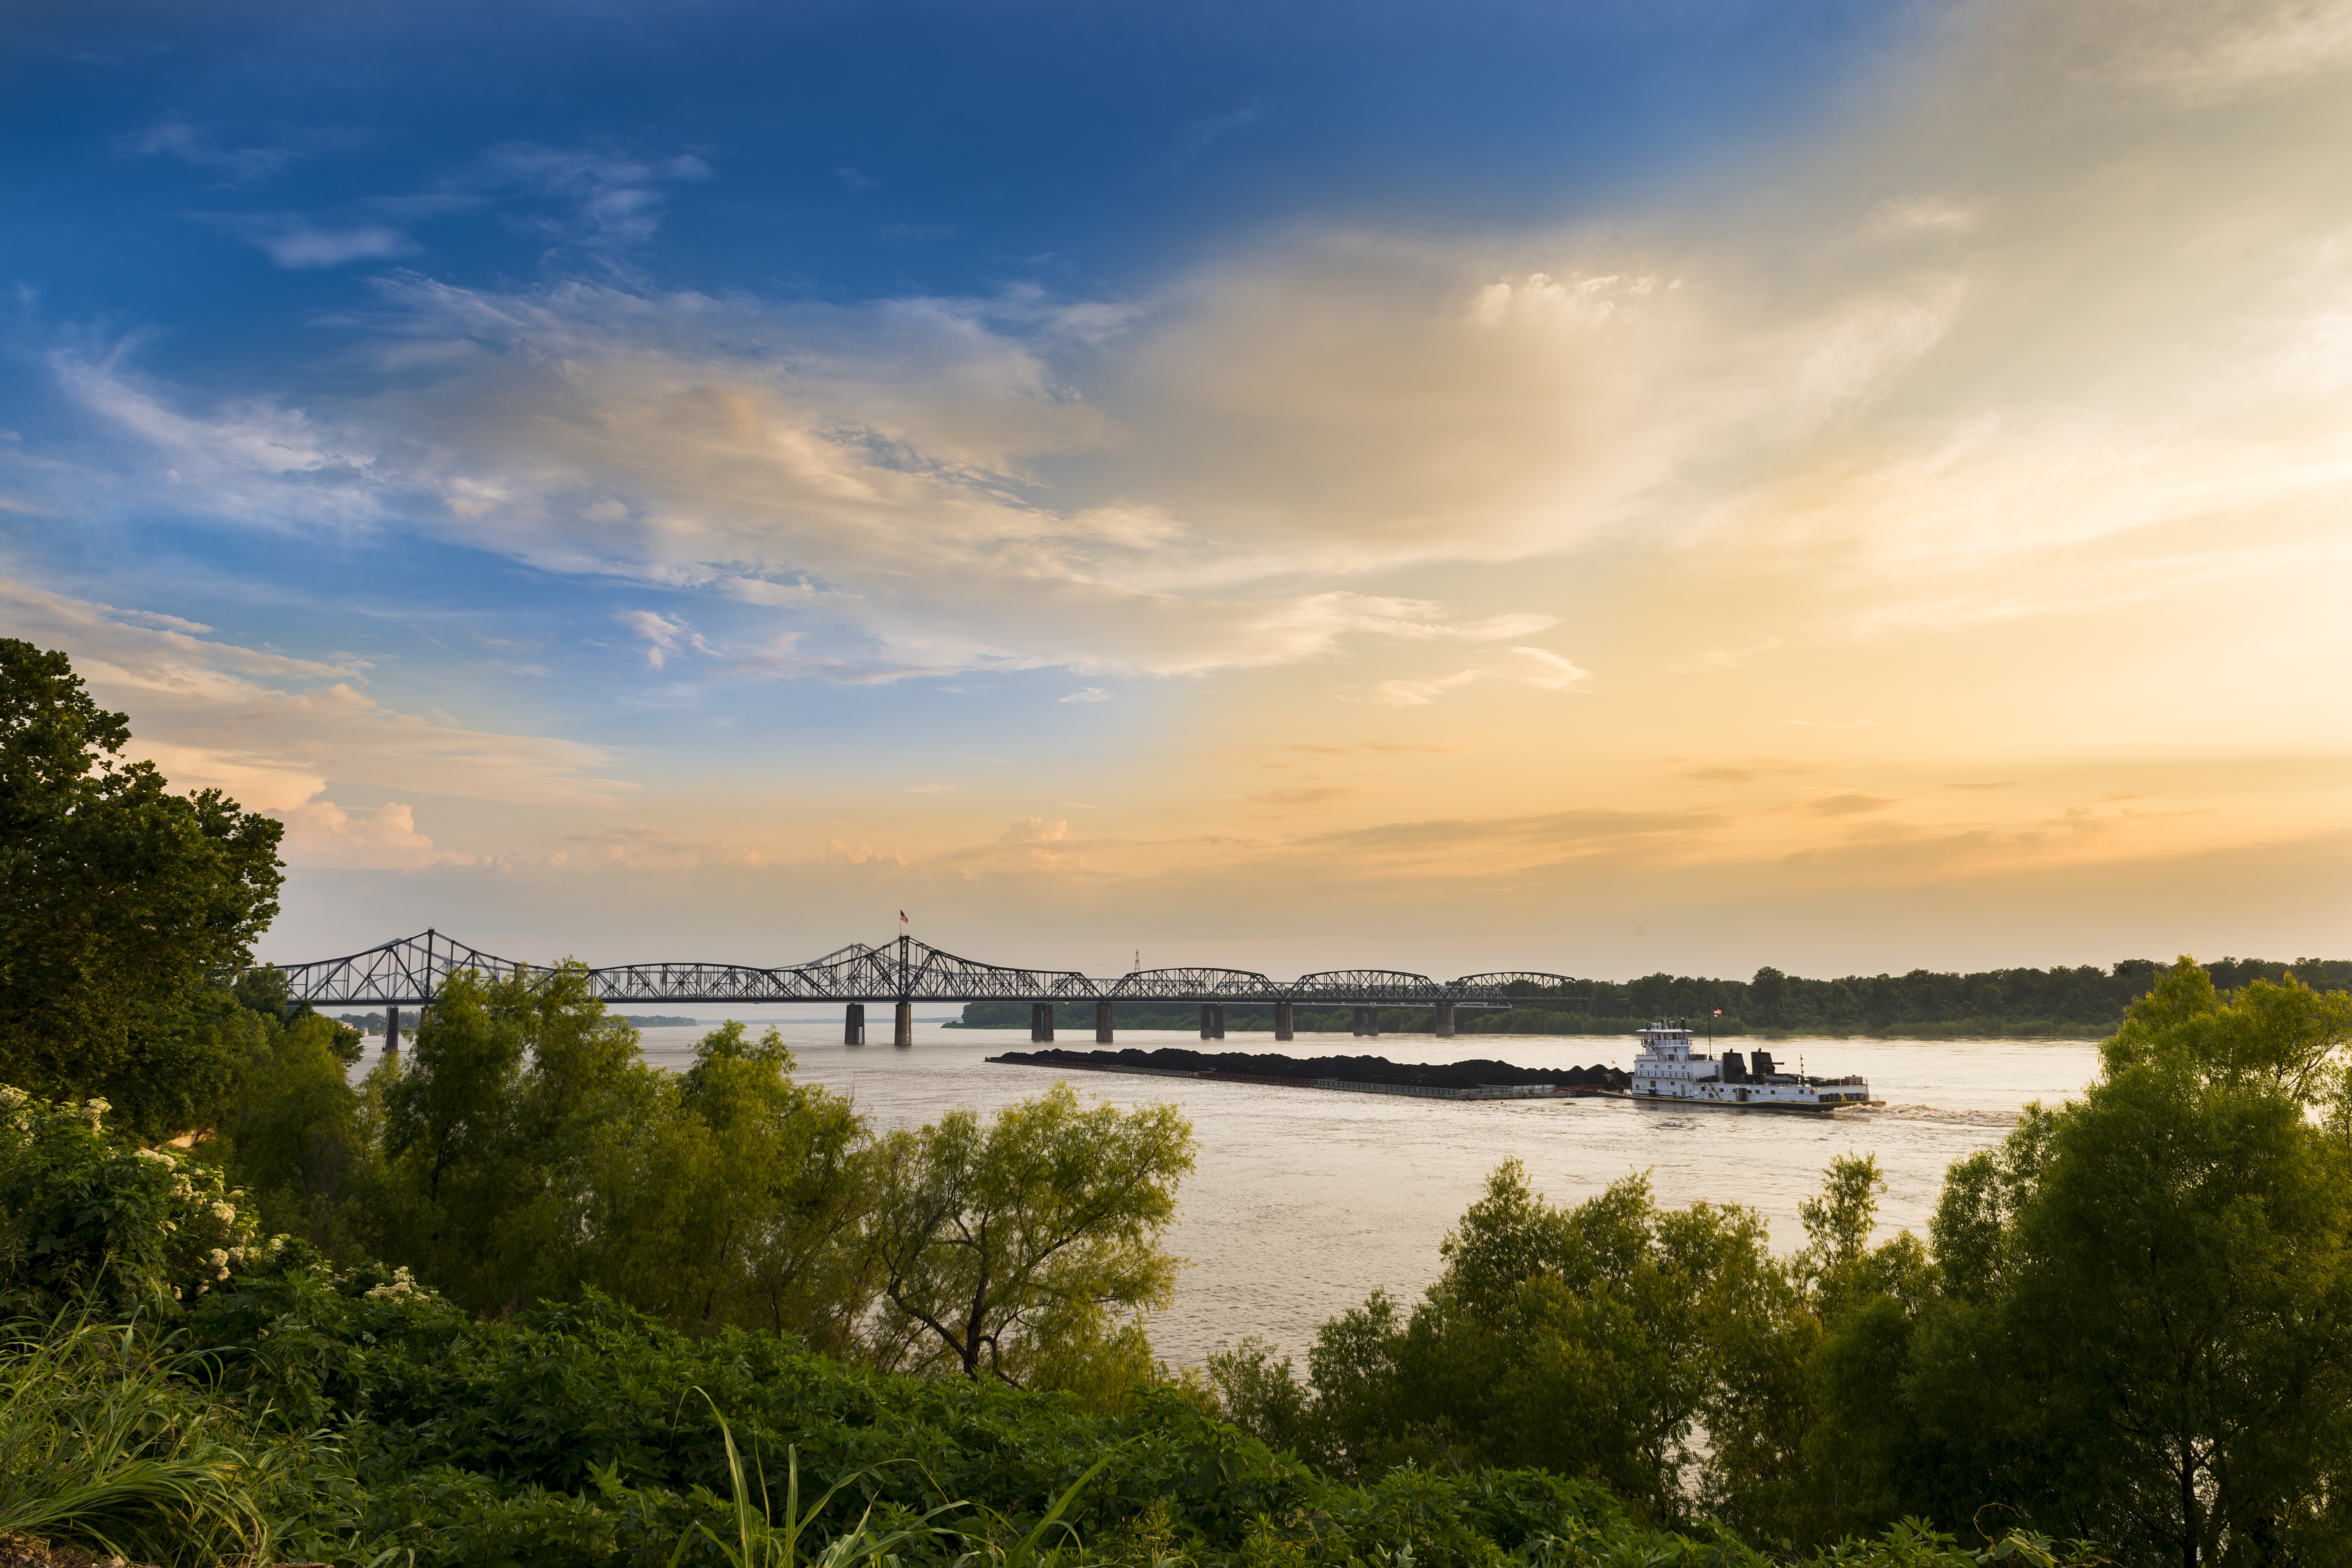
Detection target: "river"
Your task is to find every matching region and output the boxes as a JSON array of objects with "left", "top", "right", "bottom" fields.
[{"left": 581, "top": 1021, "right": 2101, "bottom": 1367}]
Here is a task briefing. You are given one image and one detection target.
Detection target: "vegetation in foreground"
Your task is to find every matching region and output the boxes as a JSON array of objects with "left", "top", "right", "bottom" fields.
[{"left": 6, "top": 638, "right": 2352, "bottom": 1567}]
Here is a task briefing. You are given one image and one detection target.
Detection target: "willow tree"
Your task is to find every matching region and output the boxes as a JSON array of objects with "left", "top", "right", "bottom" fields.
[{"left": 868, "top": 1083, "right": 1195, "bottom": 1401}]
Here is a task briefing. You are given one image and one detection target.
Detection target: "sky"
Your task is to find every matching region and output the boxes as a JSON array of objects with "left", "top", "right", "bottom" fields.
[{"left": 3, "top": 0, "right": 2348, "bottom": 983}]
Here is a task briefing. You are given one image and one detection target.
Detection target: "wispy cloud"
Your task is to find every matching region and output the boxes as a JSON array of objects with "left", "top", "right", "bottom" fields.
[
  {"left": 208, "top": 214, "right": 420, "bottom": 269},
  {"left": 1359, "top": 647, "right": 1590, "bottom": 706},
  {"left": 121, "top": 120, "right": 295, "bottom": 185},
  {"left": 463, "top": 142, "right": 713, "bottom": 253},
  {"left": 1186, "top": 101, "right": 1265, "bottom": 149},
  {"left": 615, "top": 609, "right": 717, "bottom": 669},
  {"left": 0, "top": 577, "right": 634, "bottom": 867}
]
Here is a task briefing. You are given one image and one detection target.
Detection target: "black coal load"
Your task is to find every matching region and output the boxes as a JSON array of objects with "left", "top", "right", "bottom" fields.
[{"left": 991, "top": 1045, "right": 1626, "bottom": 1091}]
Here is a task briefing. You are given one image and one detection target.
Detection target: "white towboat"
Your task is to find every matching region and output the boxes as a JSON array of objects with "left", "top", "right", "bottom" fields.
[{"left": 1612, "top": 1019, "right": 1875, "bottom": 1113}]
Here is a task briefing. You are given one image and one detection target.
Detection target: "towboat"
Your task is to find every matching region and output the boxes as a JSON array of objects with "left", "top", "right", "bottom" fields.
[{"left": 1607, "top": 1019, "right": 1875, "bottom": 1113}]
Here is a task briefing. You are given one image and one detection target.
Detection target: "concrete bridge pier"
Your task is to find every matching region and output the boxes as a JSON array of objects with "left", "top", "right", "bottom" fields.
[
  {"left": 1274, "top": 1001, "right": 1294, "bottom": 1041},
  {"left": 1031, "top": 1002, "right": 1056, "bottom": 1043},
  {"left": 893, "top": 1001, "right": 913, "bottom": 1046},
  {"left": 1096, "top": 1001, "right": 1115, "bottom": 1043},
  {"left": 1351, "top": 1007, "right": 1380, "bottom": 1037},
  {"left": 1435, "top": 1001, "right": 1455, "bottom": 1038},
  {"left": 1199, "top": 1003, "right": 1225, "bottom": 1040},
  {"left": 385, "top": 1005, "right": 402, "bottom": 1059},
  {"left": 844, "top": 1003, "right": 866, "bottom": 1045}
]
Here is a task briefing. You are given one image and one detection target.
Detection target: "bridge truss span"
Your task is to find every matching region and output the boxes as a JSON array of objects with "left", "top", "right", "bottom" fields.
[{"left": 275, "top": 931, "right": 1587, "bottom": 1016}]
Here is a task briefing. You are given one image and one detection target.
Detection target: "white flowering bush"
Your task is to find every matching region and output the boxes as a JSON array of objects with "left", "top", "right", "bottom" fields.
[{"left": 0, "top": 1085, "right": 273, "bottom": 1316}]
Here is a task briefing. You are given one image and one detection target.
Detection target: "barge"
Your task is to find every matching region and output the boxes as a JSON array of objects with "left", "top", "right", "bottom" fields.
[{"left": 985, "top": 1046, "right": 1617, "bottom": 1101}]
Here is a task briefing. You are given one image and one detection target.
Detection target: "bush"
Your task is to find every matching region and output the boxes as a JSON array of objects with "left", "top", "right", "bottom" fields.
[{"left": 0, "top": 1087, "right": 268, "bottom": 1318}]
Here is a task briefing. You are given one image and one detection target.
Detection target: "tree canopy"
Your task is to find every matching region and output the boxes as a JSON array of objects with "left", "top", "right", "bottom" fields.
[{"left": 0, "top": 639, "right": 283, "bottom": 1137}]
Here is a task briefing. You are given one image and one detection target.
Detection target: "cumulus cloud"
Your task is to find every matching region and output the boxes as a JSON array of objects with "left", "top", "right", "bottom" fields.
[{"left": 275, "top": 801, "right": 469, "bottom": 870}]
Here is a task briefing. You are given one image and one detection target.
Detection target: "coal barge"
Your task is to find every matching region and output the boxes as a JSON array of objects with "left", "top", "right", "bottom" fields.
[{"left": 985, "top": 1045, "right": 1626, "bottom": 1101}]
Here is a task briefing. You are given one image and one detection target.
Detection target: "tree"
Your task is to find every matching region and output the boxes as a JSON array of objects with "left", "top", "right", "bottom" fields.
[
  {"left": 1282, "top": 1159, "right": 1793, "bottom": 1520},
  {"left": 0, "top": 640, "right": 283, "bottom": 1137},
  {"left": 1750, "top": 966, "right": 1789, "bottom": 1022},
  {"left": 1893, "top": 959, "right": 2352, "bottom": 1564},
  {"left": 868, "top": 1083, "right": 1194, "bottom": 1395},
  {"left": 547, "top": 1020, "right": 875, "bottom": 1349},
  {"left": 219, "top": 1013, "right": 377, "bottom": 1261}
]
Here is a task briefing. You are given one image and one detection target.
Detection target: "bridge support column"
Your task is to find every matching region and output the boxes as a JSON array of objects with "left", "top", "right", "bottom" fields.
[
  {"left": 1274, "top": 1001, "right": 1294, "bottom": 1042},
  {"left": 385, "top": 1005, "right": 401, "bottom": 1059},
  {"left": 1351, "top": 1007, "right": 1367, "bottom": 1036},
  {"left": 1096, "top": 1001, "right": 1114, "bottom": 1044},
  {"left": 1199, "top": 1004, "right": 1224, "bottom": 1040},
  {"left": 1435, "top": 1001, "right": 1455, "bottom": 1038},
  {"left": 894, "top": 1001, "right": 913, "bottom": 1047},
  {"left": 844, "top": 1003, "right": 866, "bottom": 1045},
  {"left": 1031, "top": 1002, "right": 1055, "bottom": 1043}
]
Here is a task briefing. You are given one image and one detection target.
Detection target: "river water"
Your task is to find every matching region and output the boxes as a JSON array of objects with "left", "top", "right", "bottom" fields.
[{"left": 585, "top": 1021, "right": 2103, "bottom": 1368}]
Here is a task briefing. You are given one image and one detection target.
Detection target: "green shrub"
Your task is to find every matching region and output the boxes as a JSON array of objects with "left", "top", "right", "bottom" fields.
[{"left": 0, "top": 1086, "right": 271, "bottom": 1318}]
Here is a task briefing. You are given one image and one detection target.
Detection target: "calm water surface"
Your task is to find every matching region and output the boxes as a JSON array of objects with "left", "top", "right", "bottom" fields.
[
  {"left": 625, "top": 1024, "right": 2098, "bottom": 1366},
  {"left": 362, "top": 1023, "right": 2098, "bottom": 1364}
]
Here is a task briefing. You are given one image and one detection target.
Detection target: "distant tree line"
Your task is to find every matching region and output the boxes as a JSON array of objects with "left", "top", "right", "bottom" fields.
[{"left": 951, "top": 955, "right": 2351, "bottom": 1037}]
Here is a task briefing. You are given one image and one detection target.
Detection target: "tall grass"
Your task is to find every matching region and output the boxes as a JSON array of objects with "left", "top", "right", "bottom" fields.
[
  {"left": 677, "top": 1389, "right": 1125, "bottom": 1568},
  {"left": 0, "top": 1314, "right": 279, "bottom": 1566}
]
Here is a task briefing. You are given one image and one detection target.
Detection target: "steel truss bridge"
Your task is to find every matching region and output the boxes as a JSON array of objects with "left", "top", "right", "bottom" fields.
[{"left": 278, "top": 931, "right": 1586, "bottom": 1046}]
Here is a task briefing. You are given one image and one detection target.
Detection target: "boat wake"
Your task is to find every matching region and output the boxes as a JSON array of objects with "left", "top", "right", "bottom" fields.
[{"left": 1852, "top": 1102, "right": 2021, "bottom": 1129}]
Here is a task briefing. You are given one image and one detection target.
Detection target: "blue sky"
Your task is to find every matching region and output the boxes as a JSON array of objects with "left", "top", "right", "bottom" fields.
[
  {"left": 6, "top": 0, "right": 1914, "bottom": 741},
  {"left": 4, "top": 0, "right": 2348, "bottom": 976}
]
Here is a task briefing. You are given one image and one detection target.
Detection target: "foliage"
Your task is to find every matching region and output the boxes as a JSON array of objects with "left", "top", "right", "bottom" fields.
[
  {"left": 1858, "top": 960, "right": 2352, "bottom": 1564},
  {"left": 216, "top": 1012, "right": 380, "bottom": 1262},
  {"left": 543, "top": 1017, "right": 876, "bottom": 1351},
  {"left": 869, "top": 1081, "right": 1195, "bottom": 1396},
  {"left": 0, "top": 1314, "right": 284, "bottom": 1567},
  {"left": 145, "top": 1259, "right": 2098, "bottom": 1568},
  {"left": 0, "top": 1088, "right": 268, "bottom": 1318},
  {"left": 0, "top": 640, "right": 284, "bottom": 1140}
]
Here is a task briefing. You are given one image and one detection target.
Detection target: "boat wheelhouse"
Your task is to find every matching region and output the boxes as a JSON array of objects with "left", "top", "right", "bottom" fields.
[{"left": 1619, "top": 1019, "right": 1872, "bottom": 1113}]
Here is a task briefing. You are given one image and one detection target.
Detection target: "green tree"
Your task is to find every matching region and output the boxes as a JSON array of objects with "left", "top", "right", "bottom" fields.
[
  {"left": 1289, "top": 1159, "right": 1790, "bottom": 1522},
  {"left": 218, "top": 1013, "right": 376, "bottom": 1261},
  {"left": 868, "top": 1082, "right": 1194, "bottom": 1397},
  {"left": 547, "top": 1020, "right": 875, "bottom": 1349},
  {"left": 1888, "top": 959, "right": 2352, "bottom": 1564},
  {"left": 0, "top": 641, "right": 283, "bottom": 1138}
]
